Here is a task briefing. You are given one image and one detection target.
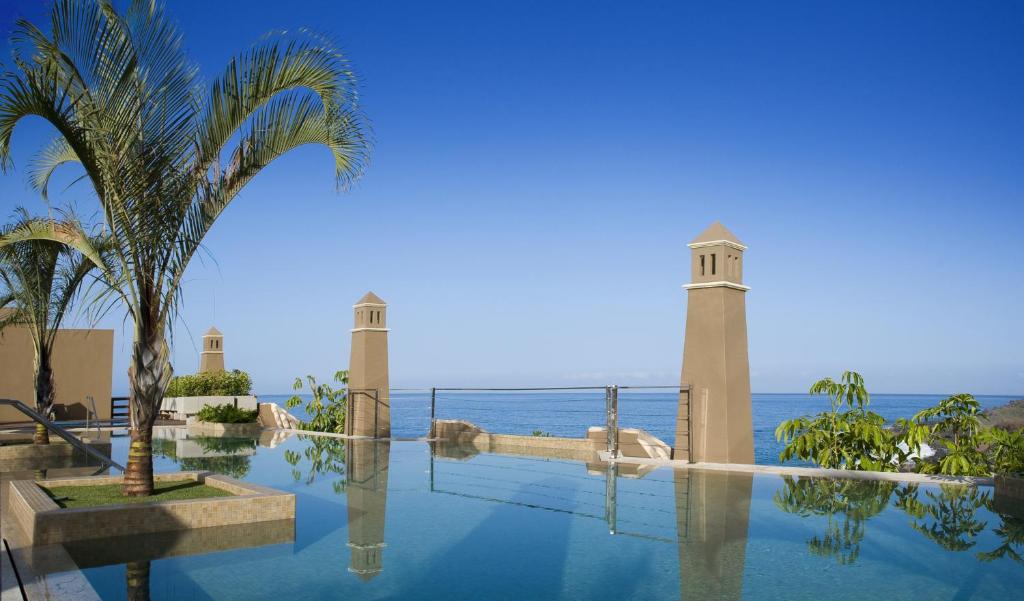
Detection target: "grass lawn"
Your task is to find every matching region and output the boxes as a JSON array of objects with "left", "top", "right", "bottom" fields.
[{"left": 41, "top": 480, "right": 233, "bottom": 509}]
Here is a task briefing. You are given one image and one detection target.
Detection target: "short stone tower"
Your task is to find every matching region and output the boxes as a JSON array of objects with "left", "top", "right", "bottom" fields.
[
  {"left": 348, "top": 292, "right": 390, "bottom": 438},
  {"left": 199, "top": 326, "right": 225, "bottom": 373},
  {"left": 676, "top": 222, "right": 754, "bottom": 464}
]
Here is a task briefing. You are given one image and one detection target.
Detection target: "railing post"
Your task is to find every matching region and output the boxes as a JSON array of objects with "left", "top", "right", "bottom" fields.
[
  {"left": 430, "top": 387, "right": 437, "bottom": 438},
  {"left": 346, "top": 388, "right": 353, "bottom": 437},
  {"left": 685, "top": 386, "right": 693, "bottom": 464},
  {"left": 373, "top": 389, "right": 380, "bottom": 439},
  {"left": 605, "top": 385, "right": 619, "bottom": 459},
  {"left": 611, "top": 385, "right": 619, "bottom": 458}
]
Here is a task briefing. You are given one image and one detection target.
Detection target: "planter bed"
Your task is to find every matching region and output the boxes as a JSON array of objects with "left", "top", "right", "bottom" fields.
[{"left": 7, "top": 471, "right": 294, "bottom": 545}]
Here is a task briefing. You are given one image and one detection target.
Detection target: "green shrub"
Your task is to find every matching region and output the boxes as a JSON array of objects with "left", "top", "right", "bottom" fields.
[
  {"left": 166, "top": 369, "right": 252, "bottom": 397},
  {"left": 195, "top": 403, "right": 258, "bottom": 424},
  {"left": 286, "top": 371, "right": 347, "bottom": 434}
]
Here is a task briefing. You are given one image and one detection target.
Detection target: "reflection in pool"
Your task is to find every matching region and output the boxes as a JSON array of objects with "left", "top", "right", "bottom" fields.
[{"left": 29, "top": 434, "right": 1024, "bottom": 600}]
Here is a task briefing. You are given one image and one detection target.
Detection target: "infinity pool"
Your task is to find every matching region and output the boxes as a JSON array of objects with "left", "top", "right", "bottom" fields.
[{"left": 18, "top": 430, "right": 1024, "bottom": 600}]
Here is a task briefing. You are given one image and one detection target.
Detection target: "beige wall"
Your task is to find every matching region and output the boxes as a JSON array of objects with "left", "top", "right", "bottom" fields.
[{"left": 0, "top": 326, "right": 113, "bottom": 424}]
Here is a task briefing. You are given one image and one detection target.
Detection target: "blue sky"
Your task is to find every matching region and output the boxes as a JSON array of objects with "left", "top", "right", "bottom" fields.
[{"left": 1, "top": 1, "right": 1022, "bottom": 395}]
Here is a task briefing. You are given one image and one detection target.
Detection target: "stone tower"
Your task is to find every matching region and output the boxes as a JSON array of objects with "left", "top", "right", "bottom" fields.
[
  {"left": 199, "top": 326, "right": 225, "bottom": 373},
  {"left": 346, "top": 440, "right": 390, "bottom": 580},
  {"left": 348, "top": 292, "right": 390, "bottom": 438},
  {"left": 676, "top": 222, "right": 754, "bottom": 464}
]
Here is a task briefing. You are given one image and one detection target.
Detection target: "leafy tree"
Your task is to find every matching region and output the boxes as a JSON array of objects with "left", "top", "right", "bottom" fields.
[
  {"left": 0, "top": 209, "right": 100, "bottom": 444},
  {"left": 286, "top": 371, "right": 348, "bottom": 434},
  {"left": 910, "top": 394, "right": 988, "bottom": 476},
  {"left": 776, "top": 371, "right": 922, "bottom": 471},
  {"left": 0, "top": 1, "right": 368, "bottom": 494}
]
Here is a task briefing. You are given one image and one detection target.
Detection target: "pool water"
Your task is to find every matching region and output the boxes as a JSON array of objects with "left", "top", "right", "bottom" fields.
[{"left": 36, "top": 430, "right": 1024, "bottom": 600}]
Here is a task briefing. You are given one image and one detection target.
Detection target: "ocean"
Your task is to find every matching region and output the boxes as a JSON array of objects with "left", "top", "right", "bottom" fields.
[{"left": 260, "top": 391, "right": 1021, "bottom": 466}]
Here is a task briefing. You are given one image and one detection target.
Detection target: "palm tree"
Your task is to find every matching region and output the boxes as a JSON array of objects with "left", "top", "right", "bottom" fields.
[
  {"left": 0, "top": 209, "right": 98, "bottom": 444},
  {"left": 0, "top": 0, "right": 369, "bottom": 495}
]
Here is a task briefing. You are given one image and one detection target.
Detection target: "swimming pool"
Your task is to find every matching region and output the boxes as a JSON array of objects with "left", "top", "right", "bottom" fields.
[{"left": 17, "top": 429, "right": 1022, "bottom": 600}]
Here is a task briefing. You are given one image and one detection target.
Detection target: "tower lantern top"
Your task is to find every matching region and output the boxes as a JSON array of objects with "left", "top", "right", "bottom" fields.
[
  {"left": 688, "top": 221, "right": 745, "bottom": 248},
  {"left": 353, "top": 291, "right": 388, "bottom": 331},
  {"left": 685, "top": 222, "right": 749, "bottom": 289}
]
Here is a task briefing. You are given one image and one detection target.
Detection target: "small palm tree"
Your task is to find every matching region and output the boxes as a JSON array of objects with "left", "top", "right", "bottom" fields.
[
  {"left": 0, "top": 209, "right": 99, "bottom": 444},
  {"left": 0, "top": 0, "right": 368, "bottom": 495}
]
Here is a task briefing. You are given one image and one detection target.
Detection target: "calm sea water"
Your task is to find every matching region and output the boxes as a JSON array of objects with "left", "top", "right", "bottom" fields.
[
  {"left": 263, "top": 392, "right": 1021, "bottom": 465},
  {"left": 38, "top": 435, "right": 1024, "bottom": 600}
]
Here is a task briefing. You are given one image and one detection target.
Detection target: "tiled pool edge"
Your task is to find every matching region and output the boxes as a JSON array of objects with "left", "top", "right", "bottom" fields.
[
  {"left": 9, "top": 471, "right": 295, "bottom": 545},
  {"left": 599, "top": 452, "right": 995, "bottom": 486},
  {"left": 280, "top": 428, "right": 995, "bottom": 488}
]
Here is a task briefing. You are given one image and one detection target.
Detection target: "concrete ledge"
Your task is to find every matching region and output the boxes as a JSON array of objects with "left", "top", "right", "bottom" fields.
[
  {"left": 8, "top": 471, "right": 295, "bottom": 545},
  {"left": 586, "top": 426, "right": 672, "bottom": 460},
  {"left": 187, "top": 421, "right": 262, "bottom": 436},
  {"left": 432, "top": 419, "right": 601, "bottom": 462}
]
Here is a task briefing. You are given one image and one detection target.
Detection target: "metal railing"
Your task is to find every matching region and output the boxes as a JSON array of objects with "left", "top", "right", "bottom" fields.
[
  {"left": 424, "top": 384, "right": 691, "bottom": 462},
  {"left": 0, "top": 399, "right": 125, "bottom": 472}
]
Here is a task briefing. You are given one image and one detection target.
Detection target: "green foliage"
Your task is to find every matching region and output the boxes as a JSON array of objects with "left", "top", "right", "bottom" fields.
[
  {"left": 166, "top": 370, "right": 252, "bottom": 397},
  {"left": 0, "top": 0, "right": 369, "bottom": 493},
  {"left": 286, "top": 371, "right": 348, "bottom": 434},
  {"left": 777, "top": 373, "right": 1022, "bottom": 477},
  {"left": 981, "top": 428, "right": 1024, "bottom": 476},
  {"left": 195, "top": 403, "right": 257, "bottom": 424},
  {"left": 531, "top": 430, "right": 553, "bottom": 437},
  {"left": 776, "top": 371, "right": 910, "bottom": 471}
]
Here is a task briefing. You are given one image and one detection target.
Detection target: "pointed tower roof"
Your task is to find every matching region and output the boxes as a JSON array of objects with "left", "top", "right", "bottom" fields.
[
  {"left": 204, "top": 326, "right": 222, "bottom": 336},
  {"left": 689, "top": 221, "right": 745, "bottom": 248},
  {"left": 356, "top": 291, "right": 386, "bottom": 305}
]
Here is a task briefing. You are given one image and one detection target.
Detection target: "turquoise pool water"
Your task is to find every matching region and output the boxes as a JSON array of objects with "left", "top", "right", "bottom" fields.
[{"left": 43, "top": 431, "right": 1024, "bottom": 600}]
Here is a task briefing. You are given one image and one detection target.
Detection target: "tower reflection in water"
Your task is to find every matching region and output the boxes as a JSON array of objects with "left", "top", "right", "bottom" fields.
[
  {"left": 675, "top": 470, "right": 752, "bottom": 601},
  {"left": 346, "top": 439, "right": 391, "bottom": 580}
]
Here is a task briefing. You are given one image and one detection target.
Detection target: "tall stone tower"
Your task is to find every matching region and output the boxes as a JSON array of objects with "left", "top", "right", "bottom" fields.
[
  {"left": 676, "top": 222, "right": 754, "bottom": 464},
  {"left": 199, "top": 326, "right": 225, "bottom": 373},
  {"left": 346, "top": 440, "right": 390, "bottom": 580},
  {"left": 348, "top": 292, "right": 390, "bottom": 438}
]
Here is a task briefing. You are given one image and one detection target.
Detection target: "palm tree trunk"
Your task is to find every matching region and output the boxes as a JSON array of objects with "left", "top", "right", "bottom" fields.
[
  {"left": 122, "top": 329, "right": 172, "bottom": 497},
  {"left": 33, "top": 354, "right": 55, "bottom": 445}
]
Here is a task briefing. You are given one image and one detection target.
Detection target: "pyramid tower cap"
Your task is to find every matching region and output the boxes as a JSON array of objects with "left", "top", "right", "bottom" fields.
[
  {"left": 688, "top": 221, "right": 746, "bottom": 249},
  {"left": 203, "top": 326, "right": 222, "bottom": 336},
  {"left": 355, "top": 291, "right": 386, "bottom": 306}
]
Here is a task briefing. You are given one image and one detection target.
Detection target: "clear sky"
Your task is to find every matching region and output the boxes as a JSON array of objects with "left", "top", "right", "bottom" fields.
[{"left": 1, "top": 1, "right": 1022, "bottom": 395}]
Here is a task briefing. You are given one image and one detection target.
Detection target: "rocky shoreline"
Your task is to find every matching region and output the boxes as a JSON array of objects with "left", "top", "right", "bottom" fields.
[{"left": 981, "top": 399, "right": 1024, "bottom": 431}]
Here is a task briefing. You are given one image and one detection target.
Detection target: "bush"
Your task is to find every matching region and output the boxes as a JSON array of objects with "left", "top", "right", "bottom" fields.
[
  {"left": 166, "top": 369, "right": 252, "bottom": 397},
  {"left": 195, "top": 403, "right": 258, "bottom": 424},
  {"left": 286, "top": 371, "right": 348, "bottom": 434}
]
